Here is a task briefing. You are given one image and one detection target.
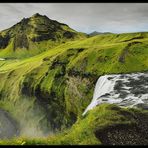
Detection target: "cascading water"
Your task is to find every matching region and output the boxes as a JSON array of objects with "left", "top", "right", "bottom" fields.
[{"left": 83, "top": 72, "right": 148, "bottom": 115}]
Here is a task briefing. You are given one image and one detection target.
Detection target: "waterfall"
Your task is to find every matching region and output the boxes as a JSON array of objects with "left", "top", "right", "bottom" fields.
[
  {"left": 83, "top": 75, "right": 116, "bottom": 115},
  {"left": 83, "top": 72, "right": 148, "bottom": 116}
]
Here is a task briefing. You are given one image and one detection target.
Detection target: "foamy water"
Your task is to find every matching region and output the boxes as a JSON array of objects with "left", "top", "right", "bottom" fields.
[{"left": 83, "top": 72, "right": 148, "bottom": 115}]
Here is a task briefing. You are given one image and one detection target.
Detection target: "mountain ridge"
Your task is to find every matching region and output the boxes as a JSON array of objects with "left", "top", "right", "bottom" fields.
[{"left": 88, "top": 31, "right": 113, "bottom": 37}]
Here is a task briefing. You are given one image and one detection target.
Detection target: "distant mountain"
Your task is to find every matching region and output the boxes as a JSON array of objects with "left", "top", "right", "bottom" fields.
[{"left": 88, "top": 31, "right": 113, "bottom": 37}]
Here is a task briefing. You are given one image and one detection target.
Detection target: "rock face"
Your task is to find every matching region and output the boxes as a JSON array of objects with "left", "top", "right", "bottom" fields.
[
  {"left": 83, "top": 72, "right": 148, "bottom": 115},
  {"left": 0, "top": 35, "right": 10, "bottom": 49},
  {"left": 95, "top": 119, "right": 148, "bottom": 145},
  {"left": 13, "top": 33, "right": 29, "bottom": 50}
]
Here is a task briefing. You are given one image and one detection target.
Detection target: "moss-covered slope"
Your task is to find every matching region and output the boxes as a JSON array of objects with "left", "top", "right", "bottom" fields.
[
  {"left": 0, "top": 25, "right": 148, "bottom": 144},
  {"left": 0, "top": 13, "right": 86, "bottom": 58}
]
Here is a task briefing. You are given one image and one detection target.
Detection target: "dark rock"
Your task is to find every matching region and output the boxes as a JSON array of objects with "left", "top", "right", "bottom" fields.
[
  {"left": 94, "top": 123, "right": 148, "bottom": 145},
  {"left": 135, "top": 103, "right": 148, "bottom": 110},
  {"left": 13, "top": 33, "right": 29, "bottom": 50},
  {"left": 0, "top": 35, "right": 10, "bottom": 49},
  {"left": 100, "top": 93, "right": 110, "bottom": 98},
  {"left": 31, "top": 34, "right": 56, "bottom": 42},
  {"left": 63, "top": 31, "right": 75, "bottom": 39},
  {"left": 77, "top": 48, "right": 85, "bottom": 53}
]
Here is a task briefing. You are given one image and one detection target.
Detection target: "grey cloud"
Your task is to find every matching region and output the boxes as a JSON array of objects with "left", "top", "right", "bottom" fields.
[{"left": 0, "top": 3, "right": 148, "bottom": 33}]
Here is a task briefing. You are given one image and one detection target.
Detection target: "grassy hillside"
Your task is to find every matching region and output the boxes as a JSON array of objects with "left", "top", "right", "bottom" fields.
[{"left": 0, "top": 31, "right": 148, "bottom": 144}]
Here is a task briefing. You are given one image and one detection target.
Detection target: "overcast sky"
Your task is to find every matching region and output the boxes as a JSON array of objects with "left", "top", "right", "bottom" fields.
[{"left": 0, "top": 3, "right": 148, "bottom": 34}]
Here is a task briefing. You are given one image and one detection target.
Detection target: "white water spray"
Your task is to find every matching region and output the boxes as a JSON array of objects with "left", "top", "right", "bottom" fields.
[{"left": 83, "top": 72, "right": 148, "bottom": 115}]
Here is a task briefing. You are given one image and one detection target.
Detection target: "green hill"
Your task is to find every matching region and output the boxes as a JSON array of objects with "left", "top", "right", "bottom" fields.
[
  {"left": 0, "top": 14, "right": 148, "bottom": 145},
  {"left": 0, "top": 13, "right": 86, "bottom": 58}
]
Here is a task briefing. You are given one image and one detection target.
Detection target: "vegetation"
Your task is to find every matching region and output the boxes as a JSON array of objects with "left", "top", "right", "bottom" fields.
[
  {"left": 1, "top": 104, "right": 148, "bottom": 145},
  {"left": 0, "top": 14, "right": 148, "bottom": 145}
]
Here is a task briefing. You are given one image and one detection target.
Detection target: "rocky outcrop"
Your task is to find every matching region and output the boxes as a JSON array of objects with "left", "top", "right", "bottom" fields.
[
  {"left": 94, "top": 108, "right": 148, "bottom": 145},
  {"left": 13, "top": 33, "right": 29, "bottom": 50},
  {"left": 118, "top": 41, "right": 142, "bottom": 63},
  {"left": 0, "top": 35, "right": 10, "bottom": 49},
  {"left": 63, "top": 31, "right": 76, "bottom": 39}
]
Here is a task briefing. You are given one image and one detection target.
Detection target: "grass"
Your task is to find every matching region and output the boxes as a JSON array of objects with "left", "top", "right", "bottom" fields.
[{"left": 0, "top": 31, "right": 148, "bottom": 144}]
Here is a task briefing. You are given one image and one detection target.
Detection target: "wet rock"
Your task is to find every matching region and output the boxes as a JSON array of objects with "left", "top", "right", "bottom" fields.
[{"left": 135, "top": 103, "right": 148, "bottom": 110}]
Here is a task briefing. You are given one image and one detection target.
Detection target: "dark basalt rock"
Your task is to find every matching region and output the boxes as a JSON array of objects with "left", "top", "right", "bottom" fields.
[
  {"left": 135, "top": 103, "right": 148, "bottom": 110},
  {"left": 0, "top": 35, "right": 10, "bottom": 49},
  {"left": 63, "top": 31, "right": 75, "bottom": 39},
  {"left": 100, "top": 93, "right": 110, "bottom": 98},
  {"left": 114, "top": 80, "right": 123, "bottom": 91},
  {"left": 31, "top": 34, "right": 56, "bottom": 42},
  {"left": 118, "top": 48, "right": 128, "bottom": 63},
  {"left": 50, "top": 60, "right": 68, "bottom": 69},
  {"left": 94, "top": 109, "right": 148, "bottom": 145},
  {"left": 95, "top": 123, "right": 148, "bottom": 145},
  {"left": 107, "top": 77, "right": 114, "bottom": 80},
  {"left": 13, "top": 33, "right": 29, "bottom": 50},
  {"left": 68, "top": 69, "right": 81, "bottom": 77},
  {"left": 118, "top": 41, "right": 142, "bottom": 63},
  {"left": 77, "top": 48, "right": 85, "bottom": 53},
  {"left": 21, "top": 81, "right": 34, "bottom": 97},
  {"left": 118, "top": 90, "right": 129, "bottom": 98}
]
